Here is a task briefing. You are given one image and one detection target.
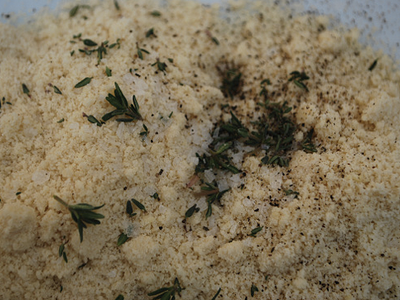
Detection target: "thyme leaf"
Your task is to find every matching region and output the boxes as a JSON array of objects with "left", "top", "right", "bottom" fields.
[
  {"left": 83, "top": 39, "right": 98, "bottom": 47},
  {"left": 114, "top": 0, "right": 120, "bottom": 10},
  {"left": 83, "top": 113, "right": 103, "bottom": 126},
  {"left": 148, "top": 278, "right": 184, "bottom": 300},
  {"left": 58, "top": 243, "right": 68, "bottom": 263},
  {"left": 136, "top": 43, "right": 149, "bottom": 60},
  {"left": 126, "top": 200, "right": 136, "bottom": 217},
  {"left": 185, "top": 204, "right": 199, "bottom": 219},
  {"left": 250, "top": 284, "right": 259, "bottom": 297},
  {"left": 150, "top": 10, "right": 161, "bottom": 17},
  {"left": 53, "top": 195, "right": 105, "bottom": 243},
  {"left": 249, "top": 226, "right": 263, "bottom": 237},
  {"left": 140, "top": 124, "right": 149, "bottom": 138},
  {"left": 131, "top": 198, "right": 146, "bottom": 211},
  {"left": 146, "top": 28, "right": 156, "bottom": 38},
  {"left": 211, "top": 288, "right": 222, "bottom": 300},
  {"left": 368, "top": 59, "right": 378, "bottom": 71},
  {"left": 284, "top": 189, "right": 299, "bottom": 197},
  {"left": 106, "top": 66, "right": 112, "bottom": 77},
  {"left": 53, "top": 85, "right": 62, "bottom": 94},
  {"left": 211, "top": 37, "right": 220, "bottom": 45},
  {"left": 288, "top": 71, "right": 310, "bottom": 92},
  {"left": 117, "top": 233, "right": 129, "bottom": 246},
  {"left": 69, "top": 5, "right": 90, "bottom": 18},
  {"left": 74, "top": 77, "right": 92, "bottom": 88},
  {"left": 22, "top": 83, "right": 30, "bottom": 95}
]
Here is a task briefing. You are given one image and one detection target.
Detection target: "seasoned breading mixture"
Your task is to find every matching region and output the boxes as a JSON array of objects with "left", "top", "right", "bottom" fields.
[{"left": 0, "top": 0, "right": 399, "bottom": 299}]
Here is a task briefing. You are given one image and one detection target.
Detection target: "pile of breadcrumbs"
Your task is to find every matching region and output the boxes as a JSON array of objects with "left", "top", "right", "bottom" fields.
[{"left": 0, "top": 0, "right": 399, "bottom": 299}]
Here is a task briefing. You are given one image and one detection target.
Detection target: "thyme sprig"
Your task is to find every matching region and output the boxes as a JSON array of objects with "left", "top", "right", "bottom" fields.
[
  {"left": 77, "top": 38, "right": 121, "bottom": 64},
  {"left": 195, "top": 141, "right": 240, "bottom": 175},
  {"left": 199, "top": 181, "right": 229, "bottom": 219},
  {"left": 148, "top": 278, "right": 184, "bottom": 300},
  {"left": 53, "top": 196, "right": 104, "bottom": 243},
  {"left": 288, "top": 71, "right": 310, "bottom": 92},
  {"left": 151, "top": 59, "right": 167, "bottom": 74},
  {"left": 211, "top": 288, "right": 222, "bottom": 300},
  {"left": 102, "top": 82, "right": 142, "bottom": 122}
]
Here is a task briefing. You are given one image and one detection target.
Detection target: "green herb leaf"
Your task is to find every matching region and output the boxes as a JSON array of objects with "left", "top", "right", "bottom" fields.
[
  {"left": 69, "top": 5, "right": 80, "bottom": 17},
  {"left": 185, "top": 204, "right": 199, "bottom": 218},
  {"left": 146, "top": 28, "right": 156, "bottom": 38},
  {"left": 368, "top": 59, "right": 378, "bottom": 71},
  {"left": 151, "top": 193, "right": 159, "bottom": 200},
  {"left": 69, "top": 5, "right": 90, "bottom": 17},
  {"left": 211, "top": 288, "right": 222, "bottom": 300},
  {"left": 58, "top": 243, "right": 65, "bottom": 257},
  {"left": 106, "top": 66, "right": 112, "bottom": 77},
  {"left": 114, "top": 0, "right": 120, "bottom": 10},
  {"left": 74, "top": 77, "right": 92, "bottom": 88},
  {"left": 250, "top": 226, "right": 263, "bottom": 237},
  {"left": 62, "top": 251, "right": 68, "bottom": 263},
  {"left": 148, "top": 278, "right": 184, "bottom": 300},
  {"left": 53, "top": 85, "right": 62, "bottom": 94},
  {"left": 126, "top": 200, "right": 136, "bottom": 217},
  {"left": 131, "top": 198, "right": 146, "bottom": 211},
  {"left": 83, "top": 39, "right": 98, "bottom": 47},
  {"left": 151, "top": 59, "right": 167, "bottom": 74},
  {"left": 84, "top": 113, "right": 103, "bottom": 126},
  {"left": 22, "top": 83, "right": 30, "bottom": 95},
  {"left": 109, "top": 38, "right": 121, "bottom": 49},
  {"left": 288, "top": 70, "right": 310, "bottom": 92},
  {"left": 251, "top": 284, "right": 259, "bottom": 297},
  {"left": 136, "top": 43, "right": 150, "bottom": 60},
  {"left": 150, "top": 10, "right": 161, "bottom": 17},
  {"left": 211, "top": 37, "right": 219, "bottom": 45},
  {"left": 117, "top": 232, "right": 129, "bottom": 246},
  {"left": 57, "top": 118, "right": 65, "bottom": 123},
  {"left": 284, "top": 189, "right": 299, "bottom": 197},
  {"left": 53, "top": 195, "right": 105, "bottom": 243},
  {"left": 140, "top": 124, "right": 149, "bottom": 138}
]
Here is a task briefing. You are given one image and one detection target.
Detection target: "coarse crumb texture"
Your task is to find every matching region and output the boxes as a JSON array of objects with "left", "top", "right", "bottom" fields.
[{"left": 0, "top": 0, "right": 399, "bottom": 299}]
